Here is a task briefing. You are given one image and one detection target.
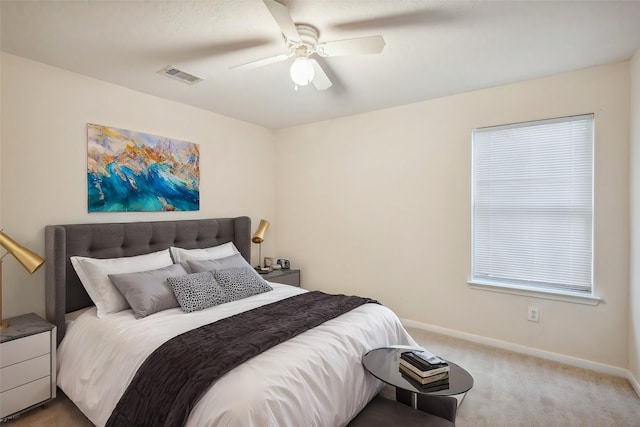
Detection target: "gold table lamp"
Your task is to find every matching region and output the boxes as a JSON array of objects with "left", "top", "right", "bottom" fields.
[
  {"left": 0, "top": 231, "right": 45, "bottom": 329},
  {"left": 251, "top": 219, "right": 270, "bottom": 270}
]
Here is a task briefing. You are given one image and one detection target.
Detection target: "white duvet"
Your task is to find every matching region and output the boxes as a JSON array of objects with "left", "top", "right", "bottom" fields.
[{"left": 57, "top": 284, "right": 417, "bottom": 427}]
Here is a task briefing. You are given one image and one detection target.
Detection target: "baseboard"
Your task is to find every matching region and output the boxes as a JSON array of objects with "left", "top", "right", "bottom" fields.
[
  {"left": 627, "top": 370, "right": 640, "bottom": 398},
  {"left": 401, "top": 318, "right": 638, "bottom": 397}
]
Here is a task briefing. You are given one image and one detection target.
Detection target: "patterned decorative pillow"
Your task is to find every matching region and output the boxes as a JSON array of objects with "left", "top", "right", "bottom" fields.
[
  {"left": 167, "top": 272, "right": 228, "bottom": 313},
  {"left": 213, "top": 267, "right": 273, "bottom": 302}
]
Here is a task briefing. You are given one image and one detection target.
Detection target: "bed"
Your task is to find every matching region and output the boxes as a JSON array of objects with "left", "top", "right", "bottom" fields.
[{"left": 45, "top": 217, "right": 417, "bottom": 427}]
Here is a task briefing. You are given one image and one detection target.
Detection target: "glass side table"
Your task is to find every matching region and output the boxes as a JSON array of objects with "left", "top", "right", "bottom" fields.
[{"left": 362, "top": 347, "right": 474, "bottom": 408}]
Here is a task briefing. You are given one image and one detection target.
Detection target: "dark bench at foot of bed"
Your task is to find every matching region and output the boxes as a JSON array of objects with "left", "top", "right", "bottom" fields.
[{"left": 348, "top": 394, "right": 457, "bottom": 427}]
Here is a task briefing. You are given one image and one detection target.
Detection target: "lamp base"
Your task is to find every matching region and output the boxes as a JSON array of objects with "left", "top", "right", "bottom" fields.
[{"left": 0, "top": 320, "right": 9, "bottom": 330}]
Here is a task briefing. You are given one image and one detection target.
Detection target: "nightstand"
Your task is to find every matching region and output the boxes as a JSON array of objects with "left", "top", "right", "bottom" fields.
[
  {"left": 0, "top": 313, "right": 56, "bottom": 421},
  {"left": 262, "top": 269, "right": 301, "bottom": 287}
]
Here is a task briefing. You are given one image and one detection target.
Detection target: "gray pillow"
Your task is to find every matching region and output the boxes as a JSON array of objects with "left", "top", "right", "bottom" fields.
[
  {"left": 213, "top": 267, "right": 273, "bottom": 302},
  {"left": 109, "top": 263, "right": 187, "bottom": 319},
  {"left": 187, "top": 253, "right": 251, "bottom": 274},
  {"left": 167, "top": 272, "right": 228, "bottom": 313}
]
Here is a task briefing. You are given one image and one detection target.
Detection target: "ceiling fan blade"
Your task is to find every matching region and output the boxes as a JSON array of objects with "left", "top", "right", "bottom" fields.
[
  {"left": 309, "top": 59, "right": 332, "bottom": 91},
  {"left": 331, "top": 9, "right": 452, "bottom": 31},
  {"left": 263, "top": 0, "right": 301, "bottom": 43},
  {"left": 230, "top": 52, "right": 292, "bottom": 71},
  {"left": 316, "top": 35, "right": 385, "bottom": 57}
]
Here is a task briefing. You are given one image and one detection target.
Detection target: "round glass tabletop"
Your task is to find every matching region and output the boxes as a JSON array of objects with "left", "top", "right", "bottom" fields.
[{"left": 362, "top": 347, "right": 474, "bottom": 397}]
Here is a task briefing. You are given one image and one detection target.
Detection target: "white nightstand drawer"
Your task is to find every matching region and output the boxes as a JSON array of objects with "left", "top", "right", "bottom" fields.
[
  {"left": 0, "top": 314, "right": 56, "bottom": 420},
  {"left": 0, "top": 332, "right": 49, "bottom": 368},
  {"left": 0, "top": 354, "right": 50, "bottom": 393},
  {"left": 0, "top": 376, "right": 51, "bottom": 418}
]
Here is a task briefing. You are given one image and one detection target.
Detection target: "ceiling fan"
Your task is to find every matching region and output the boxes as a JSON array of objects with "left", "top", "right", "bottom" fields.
[{"left": 231, "top": 0, "right": 386, "bottom": 91}]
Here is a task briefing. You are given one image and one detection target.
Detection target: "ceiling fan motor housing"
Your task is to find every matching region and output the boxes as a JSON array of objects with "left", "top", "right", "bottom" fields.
[{"left": 290, "top": 24, "right": 319, "bottom": 57}]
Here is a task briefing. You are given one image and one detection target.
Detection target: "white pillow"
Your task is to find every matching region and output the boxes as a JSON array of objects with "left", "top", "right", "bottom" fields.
[
  {"left": 169, "top": 242, "right": 239, "bottom": 264},
  {"left": 186, "top": 253, "right": 252, "bottom": 274},
  {"left": 71, "top": 249, "right": 173, "bottom": 318}
]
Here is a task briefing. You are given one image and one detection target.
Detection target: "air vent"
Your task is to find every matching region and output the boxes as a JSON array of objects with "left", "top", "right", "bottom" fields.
[{"left": 158, "top": 66, "right": 204, "bottom": 85}]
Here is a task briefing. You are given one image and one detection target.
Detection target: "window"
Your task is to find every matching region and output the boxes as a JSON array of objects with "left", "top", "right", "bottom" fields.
[{"left": 471, "top": 114, "right": 594, "bottom": 295}]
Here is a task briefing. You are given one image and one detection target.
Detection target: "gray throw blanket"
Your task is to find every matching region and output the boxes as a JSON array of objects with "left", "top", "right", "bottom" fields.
[{"left": 106, "top": 291, "right": 377, "bottom": 427}]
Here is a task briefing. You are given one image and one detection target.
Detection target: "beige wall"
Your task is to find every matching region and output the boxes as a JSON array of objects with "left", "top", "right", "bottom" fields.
[
  {"left": 0, "top": 52, "right": 3, "bottom": 230},
  {"left": 0, "top": 53, "right": 276, "bottom": 319},
  {"left": 1, "top": 51, "right": 635, "bottom": 373},
  {"left": 630, "top": 50, "right": 640, "bottom": 386},
  {"left": 275, "top": 62, "right": 631, "bottom": 368}
]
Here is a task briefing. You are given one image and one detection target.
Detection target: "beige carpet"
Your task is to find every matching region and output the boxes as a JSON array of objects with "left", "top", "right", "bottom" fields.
[
  {"left": 401, "top": 327, "right": 640, "bottom": 427},
  {"left": 5, "top": 327, "right": 640, "bottom": 427}
]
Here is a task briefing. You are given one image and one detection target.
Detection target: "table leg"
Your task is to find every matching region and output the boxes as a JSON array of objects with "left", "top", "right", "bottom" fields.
[{"left": 395, "top": 387, "right": 418, "bottom": 409}]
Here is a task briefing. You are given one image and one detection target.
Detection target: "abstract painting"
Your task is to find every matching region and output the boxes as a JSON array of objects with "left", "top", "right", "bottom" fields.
[{"left": 87, "top": 123, "right": 200, "bottom": 212}]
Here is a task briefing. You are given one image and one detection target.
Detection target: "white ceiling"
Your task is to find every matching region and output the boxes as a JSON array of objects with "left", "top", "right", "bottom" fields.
[{"left": 2, "top": 0, "right": 640, "bottom": 130}]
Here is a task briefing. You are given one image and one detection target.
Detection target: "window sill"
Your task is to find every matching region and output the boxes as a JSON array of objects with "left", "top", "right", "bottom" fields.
[{"left": 468, "top": 281, "right": 603, "bottom": 306}]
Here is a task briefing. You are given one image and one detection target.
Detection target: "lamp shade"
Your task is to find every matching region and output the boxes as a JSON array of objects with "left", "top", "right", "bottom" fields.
[
  {"left": 251, "top": 220, "right": 270, "bottom": 244},
  {"left": 290, "top": 57, "right": 315, "bottom": 86},
  {"left": 0, "top": 231, "right": 45, "bottom": 274}
]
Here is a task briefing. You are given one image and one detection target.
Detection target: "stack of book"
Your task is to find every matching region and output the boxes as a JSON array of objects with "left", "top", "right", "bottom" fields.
[{"left": 399, "top": 350, "right": 450, "bottom": 391}]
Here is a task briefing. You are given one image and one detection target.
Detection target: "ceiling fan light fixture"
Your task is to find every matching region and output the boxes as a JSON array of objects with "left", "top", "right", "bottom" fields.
[{"left": 290, "top": 57, "right": 315, "bottom": 86}]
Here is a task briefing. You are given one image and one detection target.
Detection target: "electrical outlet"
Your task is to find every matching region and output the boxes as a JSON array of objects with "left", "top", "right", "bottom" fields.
[{"left": 528, "top": 306, "right": 540, "bottom": 322}]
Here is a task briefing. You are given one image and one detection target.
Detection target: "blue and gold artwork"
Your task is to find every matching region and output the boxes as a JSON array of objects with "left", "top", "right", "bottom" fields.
[{"left": 87, "top": 123, "right": 200, "bottom": 212}]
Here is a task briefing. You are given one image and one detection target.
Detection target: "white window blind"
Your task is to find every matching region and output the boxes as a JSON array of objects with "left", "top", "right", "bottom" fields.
[{"left": 471, "top": 114, "right": 594, "bottom": 293}]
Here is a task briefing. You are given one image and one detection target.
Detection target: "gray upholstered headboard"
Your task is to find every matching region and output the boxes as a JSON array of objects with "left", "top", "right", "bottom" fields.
[{"left": 45, "top": 217, "right": 251, "bottom": 345}]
